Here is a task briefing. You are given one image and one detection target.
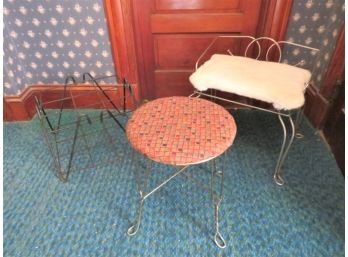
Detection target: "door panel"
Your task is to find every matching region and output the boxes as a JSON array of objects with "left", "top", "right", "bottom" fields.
[
  {"left": 151, "top": 13, "right": 244, "bottom": 33},
  {"left": 155, "top": 71, "right": 193, "bottom": 97},
  {"left": 154, "top": 35, "right": 241, "bottom": 69},
  {"left": 154, "top": 0, "right": 240, "bottom": 11},
  {"left": 132, "top": 0, "right": 262, "bottom": 98}
]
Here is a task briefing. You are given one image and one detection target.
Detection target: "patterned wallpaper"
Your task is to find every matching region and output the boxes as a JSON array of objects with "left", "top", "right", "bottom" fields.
[
  {"left": 282, "top": 0, "right": 345, "bottom": 89},
  {"left": 3, "top": 0, "right": 116, "bottom": 96},
  {"left": 3, "top": 0, "right": 346, "bottom": 95}
]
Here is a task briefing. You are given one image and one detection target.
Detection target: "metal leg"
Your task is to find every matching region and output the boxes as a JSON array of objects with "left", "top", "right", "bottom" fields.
[
  {"left": 46, "top": 134, "right": 66, "bottom": 182},
  {"left": 77, "top": 118, "right": 95, "bottom": 165},
  {"left": 38, "top": 113, "right": 80, "bottom": 183},
  {"left": 294, "top": 108, "right": 305, "bottom": 139},
  {"left": 127, "top": 152, "right": 228, "bottom": 249},
  {"left": 273, "top": 114, "right": 295, "bottom": 186},
  {"left": 63, "top": 117, "right": 81, "bottom": 181},
  {"left": 127, "top": 193, "right": 145, "bottom": 236},
  {"left": 127, "top": 157, "right": 152, "bottom": 236},
  {"left": 211, "top": 158, "right": 226, "bottom": 249},
  {"left": 127, "top": 163, "right": 190, "bottom": 236}
]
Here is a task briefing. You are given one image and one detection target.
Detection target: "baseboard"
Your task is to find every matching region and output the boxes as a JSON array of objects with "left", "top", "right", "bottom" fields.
[
  {"left": 5, "top": 83, "right": 329, "bottom": 126},
  {"left": 4, "top": 83, "right": 140, "bottom": 121}
]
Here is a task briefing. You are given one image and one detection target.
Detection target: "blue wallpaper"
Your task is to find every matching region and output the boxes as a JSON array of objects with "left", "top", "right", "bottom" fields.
[
  {"left": 3, "top": 0, "right": 116, "bottom": 96},
  {"left": 282, "top": 0, "right": 345, "bottom": 89},
  {"left": 3, "top": 0, "right": 345, "bottom": 95}
]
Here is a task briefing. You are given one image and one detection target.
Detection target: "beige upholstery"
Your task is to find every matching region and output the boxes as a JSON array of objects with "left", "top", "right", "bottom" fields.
[{"left": 189, "top": 54, "right": 312, "bottom": 110}]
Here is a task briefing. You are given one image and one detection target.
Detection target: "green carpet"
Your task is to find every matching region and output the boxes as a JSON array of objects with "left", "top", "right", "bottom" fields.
[{"left": 3, "top": 109, "right": 344, "bottom": 257}]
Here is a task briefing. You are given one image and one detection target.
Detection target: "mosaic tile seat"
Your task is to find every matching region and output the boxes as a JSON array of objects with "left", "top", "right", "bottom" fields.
[{"left": 126, "top": 96, "right": 237, "bottom": 166}]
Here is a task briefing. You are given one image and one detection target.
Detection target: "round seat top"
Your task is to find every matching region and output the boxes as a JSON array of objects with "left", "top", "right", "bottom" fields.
[{"left": 126, "top": 96, "right": 237, "bottom": 166}]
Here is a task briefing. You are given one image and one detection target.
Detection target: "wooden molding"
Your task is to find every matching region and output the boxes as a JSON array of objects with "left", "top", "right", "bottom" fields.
[
  {"left": 4, "top": 97, "right": 30, "bottom": 121},
  {"left": 257, "top": 0, "right": 293, "bottom": 39},
  {"left": 304, "top": 25, "right": 345, "bottom": 130},
  {"left": 4, "top": 83, "right": 140, "bottom": 121},
  {"left": 103, "top": 0, "right": 138, "bottom": 84},
  {"left": 130, "top": 0, "right": 156, "bottom": 100},
  {"left": 256, "top": 0, "right": 293, "bottom": 60},
  {"left": 304, "top": 84, "right": 330, "bottom": 129},
  {"left": 320, "top": 25, "right": 345, "bottom": 99}
]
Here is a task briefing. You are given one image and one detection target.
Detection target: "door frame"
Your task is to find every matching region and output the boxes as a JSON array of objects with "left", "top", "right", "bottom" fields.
[
  {"left": 305, "top": 25, "right": 345, "bottom": 129},
  {"left": 104, "top": 0, "right": 293, "bottom": 100}
]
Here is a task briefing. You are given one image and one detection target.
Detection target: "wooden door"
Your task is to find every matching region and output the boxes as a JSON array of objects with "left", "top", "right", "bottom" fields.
[{"left": 132, "top": 0, "right": 263, "bottom": 99}]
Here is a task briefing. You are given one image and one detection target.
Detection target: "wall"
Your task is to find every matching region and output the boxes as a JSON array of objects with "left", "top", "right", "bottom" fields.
[
  {"left": 282, "top": 0, "right": 345, "bottom": 89},
  {"left": 3, "top": 0, "right": 116, "bottom": 96},
  {"left": 3, "top": 0, "right": 345, "bottom": 96}
]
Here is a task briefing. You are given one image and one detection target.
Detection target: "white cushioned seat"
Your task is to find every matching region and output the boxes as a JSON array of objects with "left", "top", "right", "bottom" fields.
[{"left": 189, "top": 54, "right": 312, "bottom": 110}]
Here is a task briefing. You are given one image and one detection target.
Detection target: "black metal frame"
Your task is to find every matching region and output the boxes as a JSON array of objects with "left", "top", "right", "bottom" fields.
[{"left": 35, "top": 73, "right": 138, "bottom": 182}]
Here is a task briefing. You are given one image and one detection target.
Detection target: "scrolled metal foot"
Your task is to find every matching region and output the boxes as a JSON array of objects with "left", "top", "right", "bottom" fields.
[
  {"left": 295, "top": 132, "right": 304, "bottom": 139},
  {"left": 127, "top": 223, "right": 140, "bottom": 236},
  {"left": 55, "top": 169, "right": 68, "bottom": 183},
  {"left": 273, "top": 172, "right": 285, "bottom": 186},
  {"left": 213, "top": 203, "right": 227, "bottom": 249},
  {"left": 127, "top": 198, "right": 144, "bottom": 236},
  {"left": 214, "top": 231, "right": 227, "bottom": 249},
  {"left": 58, "top": 175, "right": 68, "bottom": 183},
  {"left": 216, "top": 170, "right": 223, "bottom": 176},
  {"left": 211, "top": 158, "right": 226, "bottom": 248}
]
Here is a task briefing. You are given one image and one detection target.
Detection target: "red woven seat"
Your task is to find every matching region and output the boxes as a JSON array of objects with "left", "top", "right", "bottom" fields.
[{"left": 126, "top": 96, "right": 237, "bottom": 166}]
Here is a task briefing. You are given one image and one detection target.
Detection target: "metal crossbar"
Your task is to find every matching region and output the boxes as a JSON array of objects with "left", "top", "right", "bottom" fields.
[{"left": 127, "top": 154, "right": 227, "bottom": 248}]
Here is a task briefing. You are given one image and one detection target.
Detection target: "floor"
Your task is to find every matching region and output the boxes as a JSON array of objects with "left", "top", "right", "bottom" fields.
[{"left": 3, "top": 109, "right": 344, "bottom": 257}]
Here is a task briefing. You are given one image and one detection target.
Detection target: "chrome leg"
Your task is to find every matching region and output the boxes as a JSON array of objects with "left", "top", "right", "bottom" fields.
[
  {"left": 127, "top": 161, "right": 190, "bottom": 236},
  {"left": 214, "top": 204, "right": 226, "bottom": 249},
  {"left": 127, "top": 149, "right": 228, "bottom": 248},
  {"left": 274, "top": 115, "right": 295, "bottom": 186},
  {"left": 127, "top": 157, "right": 152, "bottom": 236},
  {"left": 294, "top": 108, "right": 305, "bottom": 139},
  {"left": 127, "top": 194, "right": 145, "bottom": 236},
  {"left": 211, "top": 159, "right": 226, "bottom": 249}
]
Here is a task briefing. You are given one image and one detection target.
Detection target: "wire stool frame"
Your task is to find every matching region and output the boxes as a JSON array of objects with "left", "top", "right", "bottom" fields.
[
  {"left": 125, "top": 96, "right": 236, "bottom": 249},
  {"left": 35, "top": 73, "right": 138, "bottom": 182},
  {"left": 190, "top": 36, "right": 320, "bottom": 185},
  {"left": 127, "top": 144, "right": 229, "bottom": 248}
]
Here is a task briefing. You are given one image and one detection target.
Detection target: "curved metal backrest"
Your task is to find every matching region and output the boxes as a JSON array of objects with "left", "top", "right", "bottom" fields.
[{"left": 195, "top": 35, "right": 320, "bottom": 70}]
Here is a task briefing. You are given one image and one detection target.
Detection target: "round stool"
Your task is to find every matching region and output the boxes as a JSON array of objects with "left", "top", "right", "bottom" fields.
[{"left": 126, "top": 96, "right": 237, "bottom": 248}]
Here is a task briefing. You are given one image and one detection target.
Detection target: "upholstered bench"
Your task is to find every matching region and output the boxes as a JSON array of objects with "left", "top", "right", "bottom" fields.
[{"left": 188, "top": 36, "right": 319, "bottom": 185}]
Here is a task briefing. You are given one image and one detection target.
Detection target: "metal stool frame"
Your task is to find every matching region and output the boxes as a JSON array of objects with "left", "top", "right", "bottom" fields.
[
  {"left": 35, "top": 73, "right": 138, "bottom": 182},
  {"left": 127, "top": 151, "right": 228, "bottom": 248},
  {"left": 190, "top": 36, "right": 319, "bottom": 185}
]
